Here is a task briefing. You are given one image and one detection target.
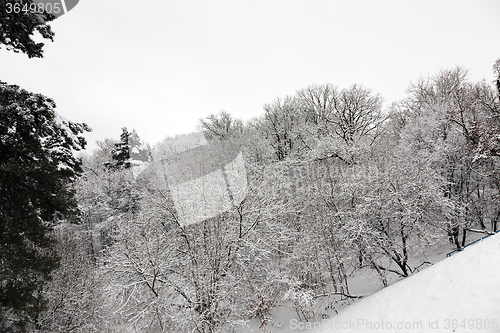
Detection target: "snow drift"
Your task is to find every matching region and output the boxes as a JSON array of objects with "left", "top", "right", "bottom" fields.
[{"left": 314, "top": 234, "right": 500, "bottom": 333}]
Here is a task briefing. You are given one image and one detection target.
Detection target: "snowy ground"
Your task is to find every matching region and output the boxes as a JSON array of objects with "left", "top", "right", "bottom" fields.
[
  {"left": 240, "top": 233, "right": 500, "bottom": 333},
  {"left": 313, "top": 233, "right": 500, "bottom": 333}
]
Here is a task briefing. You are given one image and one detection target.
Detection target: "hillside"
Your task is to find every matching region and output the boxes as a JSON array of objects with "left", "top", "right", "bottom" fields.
[{"left": 313, "top": 234, "right": 500, "bottom": 333}]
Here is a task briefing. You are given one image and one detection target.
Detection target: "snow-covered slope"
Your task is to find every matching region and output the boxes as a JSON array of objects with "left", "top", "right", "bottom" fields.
[{"left": 315, "top": 234, "right": 500, "bottom": 333}]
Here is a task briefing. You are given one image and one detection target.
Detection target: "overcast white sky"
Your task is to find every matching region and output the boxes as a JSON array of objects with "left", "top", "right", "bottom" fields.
[{"left": 1, "top": 0, "right": 499, "bottom": 152}]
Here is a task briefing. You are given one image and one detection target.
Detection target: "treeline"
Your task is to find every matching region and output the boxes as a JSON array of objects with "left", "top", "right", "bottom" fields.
[{"left": 25, "top": 64, "right": 500, "bottom": 333}]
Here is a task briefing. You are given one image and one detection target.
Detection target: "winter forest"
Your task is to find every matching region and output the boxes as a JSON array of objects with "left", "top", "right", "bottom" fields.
[
  {"left": 1, "top": 4, "right": 500, "bottom": 333},
  {"left": 2, "top": 63, "right": 500, "bottom": 332}
]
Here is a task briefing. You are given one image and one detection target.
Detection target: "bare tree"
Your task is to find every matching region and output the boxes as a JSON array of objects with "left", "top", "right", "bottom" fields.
[
  {"left": 200, "top": 111, "right": 243, "bottom": 142},
  {"left": 37, "top": 224, "right": 105, "bottom": 333},
  {"left": 260, "top": 97, "right": 304, "bottom": 161},
  {"left": 296, "top": 83, "right": 339, "bottom": 127},
  {"left": 354, "top": 148, "right": 453, "bottom": 279},
  {"left": 329, "top": 84, "right": 384, "bottom": 145},
  {"left": 293, "top": 84, "right": 386, "bottom": 164}
]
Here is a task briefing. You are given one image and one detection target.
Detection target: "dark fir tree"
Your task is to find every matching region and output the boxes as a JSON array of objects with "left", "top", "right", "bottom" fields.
[
  {"left": 495, "top": 58, "right": 500, "bottom": 99},
  {"left": 0, "top": 0, "right": 56, "bottom": 58},
  {"left": 0, "top": 82, "right": 90, "bottom": 331},
  {"left": 107, "top": 128, "right": 149, "bottom": 170},
  {"left": 111, "top": 127, "right": 131, "bottom": 169}
]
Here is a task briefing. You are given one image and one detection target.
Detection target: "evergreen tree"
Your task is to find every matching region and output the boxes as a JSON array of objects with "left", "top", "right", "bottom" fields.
[
  {"left": 107, "top": 128, "right": 149, "bottom": 170},
  {"left": 111, "top": 127, "right": 131, "bottom": 169},
  {"left": 494, "top": 59, "right": 500, "bottom": 98},
  {"left": 0, "top": 0, "right": 55, "bottom": 58},
  {"left": 0, "top": 82, "right": 90, "bottom": 330}
]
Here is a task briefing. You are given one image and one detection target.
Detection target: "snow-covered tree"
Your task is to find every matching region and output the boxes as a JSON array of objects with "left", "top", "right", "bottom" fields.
[
  {"left": 100, "top": 133, "right": 293, "bottom": 332},
  {"left": 0, "top": 0, "right": 55, "bottom": 58},
  {"left": 0, "top": 82, "right": 89, "bottom": 331},
  {"left": 199, "top": 111, "right": 244, "bottom": 142}
]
